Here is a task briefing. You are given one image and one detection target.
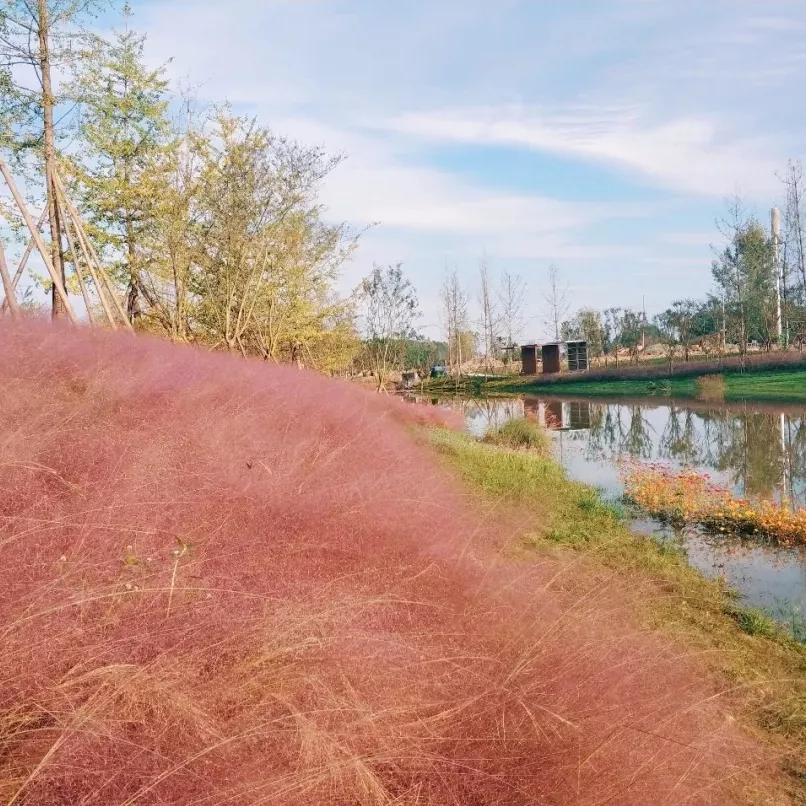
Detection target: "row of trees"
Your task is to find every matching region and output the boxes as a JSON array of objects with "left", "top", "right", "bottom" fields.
[
  {"left": 561, "top": 190, "right": 806, "bottom": 367},
  {"left": 4, "top": 3, "right": 803, "bottom": 384},
  {"left": 0, "top": 2, "right": 527, "bottom": 385},
  {"left": 357, "top": 262, "right": 529, "bottom": 389},
  {"left": 0, "top": 2, "right": 360, "bottom": 371}
]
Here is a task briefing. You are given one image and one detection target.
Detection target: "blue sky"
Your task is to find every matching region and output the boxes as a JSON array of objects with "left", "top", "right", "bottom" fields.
[{"left": 128, "top": 0, "right": 806, "bottom": 340}]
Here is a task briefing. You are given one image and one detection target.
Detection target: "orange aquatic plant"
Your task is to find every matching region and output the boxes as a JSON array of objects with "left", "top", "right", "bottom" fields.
[{"left": 622, "top": 464, "right": 806, "bottom": 546}]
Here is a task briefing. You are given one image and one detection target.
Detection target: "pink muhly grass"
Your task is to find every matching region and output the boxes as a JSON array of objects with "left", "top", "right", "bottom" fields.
[{"left": 0, "top": 320, "right": 777, "bottom": 804}]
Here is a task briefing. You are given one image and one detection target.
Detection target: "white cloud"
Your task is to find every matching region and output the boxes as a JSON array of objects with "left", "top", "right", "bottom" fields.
[
  {"left": 271, "top": 116, "right": 649, "bottom": 248},
  {"left": 388, "top": 106, "right": 782, "bottom": 198},
  {"left": 129, "top": 0, "right": 803, "bottom": 326}
]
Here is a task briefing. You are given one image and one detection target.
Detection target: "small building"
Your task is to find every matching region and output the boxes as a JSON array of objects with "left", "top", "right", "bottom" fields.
[
  {"left": 566, "top": 340, "right": 589, "bottom": 372},
  {"left": 520, "top": 344, "right": 539, "bottom": 375},
  {"left": 541, "top": 343, "right": 562, "bottom": 374}
]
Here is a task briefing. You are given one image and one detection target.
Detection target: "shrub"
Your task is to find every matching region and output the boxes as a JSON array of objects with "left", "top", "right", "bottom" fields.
[
  {"left": 623, "top": 464, "right": 806, "bottom": 545},
  {"left": 728, "top": 607, "right": 778, "bottom": 639}
]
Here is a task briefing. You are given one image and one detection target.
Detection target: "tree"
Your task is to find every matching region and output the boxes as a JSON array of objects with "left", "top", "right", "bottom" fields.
[
  {"left": 68, "top": 9, "right": 172, "bottom": 321},
  {"left": 654, "top": 308, "right": 679, "bottom": 371},
  {"left": 0, "top": 0, "right": 103, "bottom": 317},
  {"left": 781, "top": 159, "right": 806, "bottom": 305},
  {"left": 544, "top": 264, "right": 568, "bottom": 341},
  {"left": 477, "top": 259, "right": 498, "bottom": 371},
  {"left": 620, "top": 308, "right": 643, "bottom": 363},
  {"left": 561, "top": 308, "right": 605, "bottom": 364},
  {"left": 441, "top": 268, "right": 469, "bottom": 377},
  {"left": 360, "top": 263, "right": 418, "bottom": 391},
  {"left": 137, "top": 94, "right": 202, "bottom": 341},
  {"left": 603, "top": 307, "right": 622, "bottom": 366},
  {"left": 712, "top": 200, "right": 775, "bottom": 354},
  {"left": 136, "top": 108, "right": 356, "bottom": 366},
  {"left": 655, "top": 299, "right": 699, "bottom": 361},
  {"left": 497, "top": 270, "right": 525, "bottom": 364}
]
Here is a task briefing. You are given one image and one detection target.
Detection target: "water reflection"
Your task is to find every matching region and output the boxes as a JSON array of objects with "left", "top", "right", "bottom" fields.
[
  {"left": 463, "top": 396, "right": 806, "bottom": 510},
  {"left": 417, "top": 393, "right": 806, "bottom": 619}
]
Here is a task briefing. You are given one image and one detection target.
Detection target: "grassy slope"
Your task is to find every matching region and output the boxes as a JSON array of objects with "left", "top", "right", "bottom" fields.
[
  {"left": 424, "top": 367, "right": 806, "bottom": 402},
  {"left": 429, "top": 428, "right": 806, "bottom": 793}
]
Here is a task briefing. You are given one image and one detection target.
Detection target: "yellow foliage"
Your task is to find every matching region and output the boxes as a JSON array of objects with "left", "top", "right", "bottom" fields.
[{"left": 623, "top": 465, "right": 806, "bottom": 545}]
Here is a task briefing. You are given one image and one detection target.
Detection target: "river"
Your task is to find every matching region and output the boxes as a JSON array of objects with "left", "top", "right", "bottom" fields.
[{"left": 420, "top": 393, "right": 806, "bottom": 632}]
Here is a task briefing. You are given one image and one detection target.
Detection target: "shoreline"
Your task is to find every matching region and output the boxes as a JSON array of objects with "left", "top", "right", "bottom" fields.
[
  {"left": 429, "top": 426, "right": 806, "bottom": 797},
  {"left": 421, "top": 365, "right": 806, "bottom": 404}
]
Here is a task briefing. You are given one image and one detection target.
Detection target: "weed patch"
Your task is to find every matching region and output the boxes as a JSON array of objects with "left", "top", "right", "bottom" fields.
[
  {"left": 624, "top": 464, "right": 806, "bottom": 545},
  {"left": 483, "top": 416, "right": 548, "bottom": 452}
]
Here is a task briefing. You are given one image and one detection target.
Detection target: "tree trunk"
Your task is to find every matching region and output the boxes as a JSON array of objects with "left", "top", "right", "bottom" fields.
[
  {"left": 125, "top": 217, "right": 140, "bottom": 321},
  {"left": 37, "top": 0, "right": 67, "bottom": 319}
]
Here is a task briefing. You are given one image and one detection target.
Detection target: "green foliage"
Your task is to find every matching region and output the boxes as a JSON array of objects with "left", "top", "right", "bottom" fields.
[
  {"left": 0, "top": 5, "right": 361, "bottom": 371},
  {"left": 727, "top": 606, "right": 779, "bottom": 639},
  {"left": 655, "top": 299, "right": 700, "bottom": 362},
  {"left": 561, "top": 308, "right": 605, "bottom": 359},
  {"left": 0, "top": 0, "right": 105, "bottom": 155},
  {"left": 67, "top": 16, "right": 172, "bottom": 318},
  {"left": 712, "top": 208, "right": 777, "bottom": 351},
  {"left": 402, "top": 337, "right": 447, "bottom": 373},
  {"left": 131, "top": 108, "right": 359, "bottom": 368}
]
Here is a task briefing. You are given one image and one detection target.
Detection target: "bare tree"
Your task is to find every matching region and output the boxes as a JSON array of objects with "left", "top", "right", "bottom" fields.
[
  {"left": 603, "top": 306, "right": 622, "bottom": 367},
  {"left": 361, "top": 263, "right": 418, "bottom": 391},
  {"left": 497, "top": 270, "right": 526, "bottom": 365},
  {"left": 781, "top": 159, "right": 806, "bottom": 304},
  {"left": 477, "top": 258, "right": 498, "bottom": 371},
  {"left": 440, "top": 268, "right": 468, "bottom": 377},
  {"left": 544, "top": 264, "right": 568, "bottom": 341}
]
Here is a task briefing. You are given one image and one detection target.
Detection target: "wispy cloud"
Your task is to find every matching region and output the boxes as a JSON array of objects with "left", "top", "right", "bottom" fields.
[{"left": 389, "top": 105, "right": 782, "bottom": 198}]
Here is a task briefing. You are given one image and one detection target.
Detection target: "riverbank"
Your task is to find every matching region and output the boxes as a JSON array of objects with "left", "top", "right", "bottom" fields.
[
  {"left": 423, "top": 365, "right": 806, "bottom": 402},
  {"left": 429, "top": 426, "right": 806, "bottom": 797}
]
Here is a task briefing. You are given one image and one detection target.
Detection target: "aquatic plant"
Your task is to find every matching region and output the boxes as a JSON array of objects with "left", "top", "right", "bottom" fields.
[{"left": 623, "top": 464, "right": 806, "bottom": 545}]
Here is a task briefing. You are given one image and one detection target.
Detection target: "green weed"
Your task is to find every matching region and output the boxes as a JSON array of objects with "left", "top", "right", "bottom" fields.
[{"left": 483, "top": 417, "right": 548, "bottom": 452}]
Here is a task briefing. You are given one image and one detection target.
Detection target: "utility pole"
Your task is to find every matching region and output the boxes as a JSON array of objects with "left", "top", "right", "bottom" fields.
[{"left": 771, "top": 207, "right": 784, "bottom": 346}]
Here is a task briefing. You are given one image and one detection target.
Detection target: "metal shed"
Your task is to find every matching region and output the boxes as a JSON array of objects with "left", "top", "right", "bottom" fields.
[
  {"left": 541, "top": 343, "right": 561, "bottom": 374},
  {"left": 520, "top": 344, "right": 539, "bottom": 375},
  {"left": 566, "top": 340, "right": 589, "bottom": 372}
]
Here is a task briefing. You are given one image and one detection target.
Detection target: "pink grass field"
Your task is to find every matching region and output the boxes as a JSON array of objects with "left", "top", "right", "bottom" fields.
[{"left": 0, "top": 320, "right": 783, "bottom": 804}]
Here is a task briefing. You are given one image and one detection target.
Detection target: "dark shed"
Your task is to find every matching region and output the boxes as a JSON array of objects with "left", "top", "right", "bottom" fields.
[
  {"left": 520, "top": 344, "right": 539, "bottom": 375},
  {"left": 541, "top": 343, "right": 561, "bottom": 374}
]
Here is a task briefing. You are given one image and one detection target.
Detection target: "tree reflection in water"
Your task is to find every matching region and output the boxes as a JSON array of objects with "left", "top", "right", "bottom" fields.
[
  {"left": 571, "top": 399, "right": 806, "bottom": 510},
  {"left": 411, "top": 393, "right": 806, "bottom": 509}
]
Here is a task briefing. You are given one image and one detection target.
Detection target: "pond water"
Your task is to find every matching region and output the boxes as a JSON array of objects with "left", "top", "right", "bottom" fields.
[{"left": 420, "top": 394, "right": 806, "bottom": 628}]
